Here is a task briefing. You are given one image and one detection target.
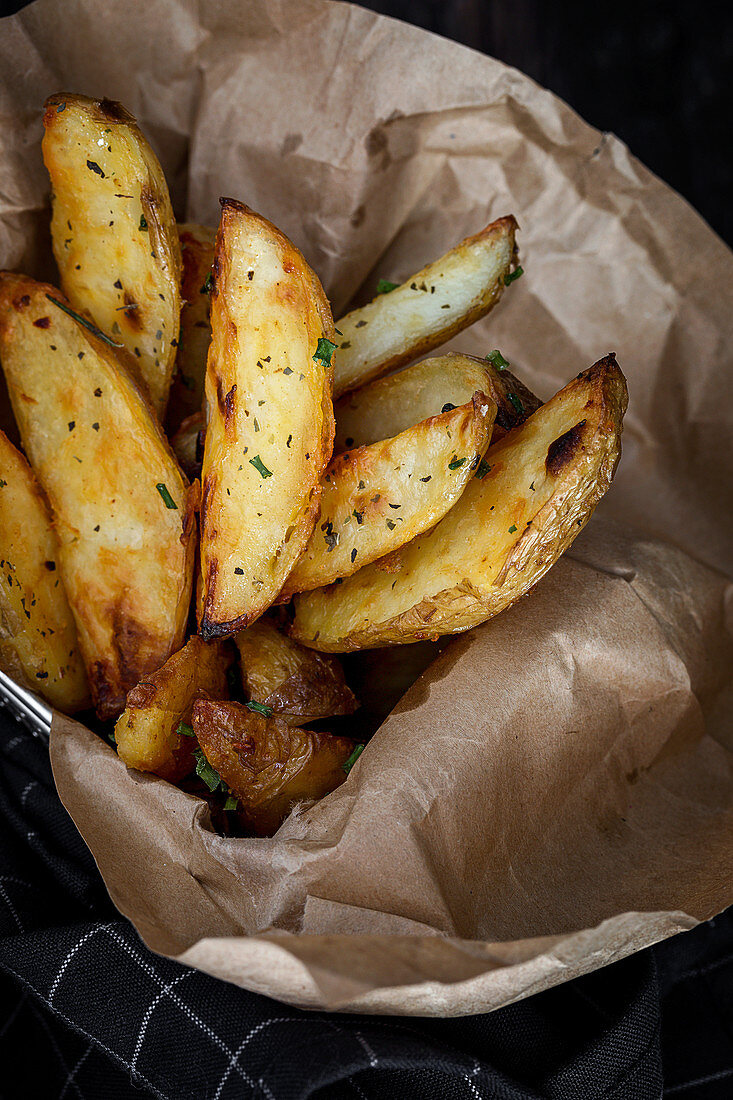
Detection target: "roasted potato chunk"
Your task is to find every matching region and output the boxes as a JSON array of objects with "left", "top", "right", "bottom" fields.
[
  {"left": 0, "top": 430, "right": 89, "bottom": 711},
  {"left": 281, "top": 393, "right": 496, "bottom": 596},
  {"left": 333, "top": 216, "right": 519, "bottom": 399},
  {"left": 291, "top": 355, "right": 627, "bottom": 651},
  {"left": 115, "top": 636, "right": 232, "bottom": 782},
  {"left": 335, "top": 352, "right": 541, "bottom": 453},
  {"left": 0, "top": 273, "right": 196, "bottom": 719},
  {"left": 42, "top": 93, "right": 182, "bottom": 416},
  {"left": 166, "top": 223, "right": 215, "bottom": 433},
  {"left": 171, "top": 410, "right": 205, "bottom": 482},
  {"left": 234, "top": 619, "right": 357, "bottom": 725},
  {"left": 198, "top": 199, "right": 335, "bottom": 638},
  {"left": 192, "top": 698, "right": 359, "bottom": 835}
]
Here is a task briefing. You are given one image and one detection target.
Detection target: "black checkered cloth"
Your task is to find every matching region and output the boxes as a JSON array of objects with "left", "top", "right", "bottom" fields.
[{"left": 1, "top": 710, "right": 731, "bottom": 1100}]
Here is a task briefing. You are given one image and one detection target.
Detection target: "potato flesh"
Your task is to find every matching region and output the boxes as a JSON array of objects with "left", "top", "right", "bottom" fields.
[
  {"left": 192, "top": 699, "right": 357, "bottom": 836},
  {"left": 0, "top": 273, "right": 195, "bottom": 719},
  {"left": 332, "top": 216, "right": 518, "bottom": 399},
  {"left": 199, "top": 200, "right": 335, "bottom": 638},
  {"left": 234, "top": 619, "right": 357, "bottom": 724},
  {"left": 0, "top": 430, "right": 89, "bottom": 711},
  {"left": 281, "top": 393, "right": 496, "bottom": 596},
  {"left": 171, "top": 411, "right": 205, "bottom": 482},
  {"left": 42, "top": 94, "right": 182, "bottom": 416},
  {"left": 291, "top": 356, "right": 628, "bottom": 651},
  {"left": 335, "top": 352, "right": 540, "bottom": 452},
  {"left": 115, "top": 636, "right": 232, "bottom": 782},
  {"left": 166, "top": 224, "right": 215, "bottom": 433}
]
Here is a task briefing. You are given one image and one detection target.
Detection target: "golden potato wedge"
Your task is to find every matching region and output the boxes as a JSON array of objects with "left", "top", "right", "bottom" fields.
[
  {"left": 0, "top": 430, "right": 89, "bottom": 711},
  {"left": 291, "top": 355, "right": 627, "bottom": 651},
  {"left": 234, "top": 619, "right": 357, "bottom": 724},
  {"left": 333, "top": 216, "right": 519, "bottom": 399},
  {"left": 42, "top": 93, "right": 182, "bottom": 416},
  {"left": 0, "top": 273, "right": 196, "bottom": 719},
  {"left": 199, "top": 199, "right": 336, "bottom": 639},
  {"left": 334, "top": 352, "right": 541, "bottom": 452},
  {"left": 166, "top": 223, "right": 215, "bottom": 433},
  {"left": 115, "top": 635, "right": 233, "bottom": 782},
  {"left": 192, "top": 698, "right": 360, "bottom": 836},
  {"left": 171, "top": 410, "right": 205, "bottom": 482},
  {"left": 281, "top": 393, "right": 496, "bottom": 597}
]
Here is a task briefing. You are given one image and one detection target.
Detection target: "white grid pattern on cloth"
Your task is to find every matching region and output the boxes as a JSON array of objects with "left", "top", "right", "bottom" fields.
[
  {"left": 666, "top": 1066, "right": 733, "bottom": 1094},
  {"left": 58, "top": 1041, "right": 95, "bottom": 1100}
]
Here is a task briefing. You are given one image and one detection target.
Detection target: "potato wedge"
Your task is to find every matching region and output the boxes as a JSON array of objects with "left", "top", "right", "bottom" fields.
[
  {"left": 171, "top": 410, "right": 205, "bottom": 482},
  {"left": 335, "top": 352, "right": 541, "bottom": 452},
  {"left": 0, "top": 430, "right": 89, "bottom": 711},
  {"left": 281, "top": 393, "right": 496, "bottom": 597},
  {"left": 42, "top": 93, "right": 182, "bottom": 416},
  {"left": 0, "top": 273, "right": 196, "bottom": 719},
  {"left": 234, "top": 619, "right": 357, "bottom": 724},
  {"left": 192, "top": 698, "right": 359, "bottom": 835},
  {"left": 166, "top": 223, "right": 215, "bottom": 433},
  {"left": 115, "top": 635, "right": 233, "bottom": 781},
  {"left": 333, "top": 216, "right": 519, "bottom": 399},
  {"left": 291, "top": 355, "right": 627, "bottom": 651},
  {"left": 199, "top": 199, "right": 336, "bottom": 638}
]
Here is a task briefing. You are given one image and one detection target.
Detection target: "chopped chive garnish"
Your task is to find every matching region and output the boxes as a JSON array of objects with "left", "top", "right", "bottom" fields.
[
  {"left": 156, "top": 483, "right": 178, "bottom": 509},
  {"left": 45, "top": 294, "right": 123, "bottom": 347},
  {"left": 139, "top": 214, "right": 148, "bottom": 231},
  {"left": 246, "top": 700, "right": 274, "bottom": 718},
  {"left": 176, "top": 722, "right": 195, "bottom": 738},
  {"left": 508, "top": 524, "right": 518, "bottom": 533},
  {"left": 313, "top": 336, "right": 338, "bottom": 368},
  {"left": 224, "top": 795, "right": 238, "bottom": 811},
  {"left": 474, "top": 458, "right": 492, "bottom": 480},
  {"left": 249, "top": 455, "right": 272, "bottom": 479},
  {"left": 448, "top": 457, "right": 466, "bottom": 470},
  {"left": 376, "top": 278, "right": 399, "bottom": 295},
  {"left": 194, "top": 747, "right": 222, "bottom": 792},
  {"left": 504, "top": 266, "right": 524, "bottom": 285},
  {"left": 485, "top": 349, "right": 510, "bottom": 370},
  {"left": 508, "top": 393, "right": 524, "bottom": 415},
  {"left": 342, "top": 744, "right": 365, "bottom": 774},
  {"left": 200, "top": 271, "right": 214, "bottom": 294}
]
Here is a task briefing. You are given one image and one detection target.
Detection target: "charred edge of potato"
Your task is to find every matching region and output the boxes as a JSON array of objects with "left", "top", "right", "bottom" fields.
[
  {"left": 198, "top": 199, "right": 336, "bottom": 639},
  {"left": 462, "top": 356, "right": 543, "bottom": 438}
]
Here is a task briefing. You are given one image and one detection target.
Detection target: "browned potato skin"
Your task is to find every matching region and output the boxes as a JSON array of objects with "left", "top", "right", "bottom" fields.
[
  {"left": 115, "top": 636, "right": 233, "bottom": 782},
  {"left": 0, "top": 430, "right": 90, "bottom": 711},
  {"left": 280, "top": 392, "right": 497, "bottom": 597},
  {"left": 334, "top": 352, "right": 540, "bottom": 454},
  {"left": 234, "top": 619, "right": 357, "bottom": 725},
  {"left": 166, "top": 224, "right": 215, "bottom": 434},
  {"left": 333, "top": 216, "right": 519, "bottom": 399},
  {"left": 292, "top": 356, "right": 628, "bottom": 651},
  {"left": 192, "top": 699, "right": 358, "bottom": 836},
  {"left": 0, "top": 272, "right": 196, "bottom": 719},
  {"left": 199, "top": 199, "right": 336, "bottom": 639},
  {"left": 42, "top": 94, "right": 182, "bottom": 417}
]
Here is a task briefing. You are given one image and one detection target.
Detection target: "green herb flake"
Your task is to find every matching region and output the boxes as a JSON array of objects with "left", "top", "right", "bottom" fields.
[
  {"left": 0, "top": 480, "right": 6, "bottom": 489},
  {"left": 474, "top": 458, "right": 492, "bottom": 480},
  {"left": 139, "top": 214, "right": 148, "bottom": 231},
  {"left": 342, "top": 743, "right": 365, "bottom": 774},
  {"left": 441, "top": 402, "right": 456, "bottom": 413},
  {"left": 376, "top": 278, "right": 399, "bottom": 295},
  {"left": 508, "top": 393, "right": 524, "bottom": 415},
  {"left": 45, "top": 294, "right": 123, "bottom": 347},
  {"left": 448, "top": 457, "right": 466, "bottom": 470},
  {"left": 246, "top": 700, "right": 274, "bottom": 718},
  {"left": 249, "top": 455, "right": 272, "bottom": 479},
  {"left": 504, "top": 266, "right": 524, "bottom": 285},
  {"left": 56, "top": 102, "right": 66, "bottom": 113},
  {"left": 176, "top": 721, "right": 195, "bottom": 738},
  {"left": 508, "top": 524, "right": 518, "bottom": 533},
  {"left": 485, "top": 349, "right": 510, "bottom": 370},
  {"left": 200, "top": 271, "right": 214, "bottom": 294},
  {"left": 86, "top": 159, "right": 105, "bottom": 177},
  {"left": 313, "top": 336, "right": 338, "bottom": 368},
  {"left": 224, "top": 795, "right": 238, "bottom": 811},
  {"left": 194, "top": 747, "right": 223, "bottom": 792},
  {"left": 156, "top": 482, "right": 178, "bottom": 509}
]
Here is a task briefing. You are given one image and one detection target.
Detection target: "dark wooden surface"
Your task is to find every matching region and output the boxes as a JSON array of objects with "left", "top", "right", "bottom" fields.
[{"left": 361, "top": 0, "right": 732, "bottom": 246}]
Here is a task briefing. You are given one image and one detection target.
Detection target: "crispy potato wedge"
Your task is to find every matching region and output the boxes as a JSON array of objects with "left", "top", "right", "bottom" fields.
[
  {"left": 0, "top": 273, "right": 196, "bottom": 719},
  {"left": 171, "top": 410, "right": 205, "bottom": 482},
  {"left": 192, "top": 698, "right": 359, "bottom": 836},
  {"left": 199, "top": 199, "right": 336, "bottom": 639},
  {"left": 166, "top": 223, "right": 215, "bottom": 432},
  {"left": 291, "top": 355, "right": 627, "bottom": 651},
  {"left": 281, "top": 393, "right": 496, "bottom": 596},
  {"left": 115, "top": 635, "right": 232, "bottom": 782},
  {"left": 335, "top": 352, "right": 541, "bottom": 452},
  {"left": 234, "top": 619, "right": 357, "bottom": 724},
  {"left": 332, "top": 216, "right": 519, "bottom": 399},
  {"left": 0, "top": 430, "right": 89, "bottom": 711},
  {"left": 42, "top": 93, "right": 182, "bottom": 416}
]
